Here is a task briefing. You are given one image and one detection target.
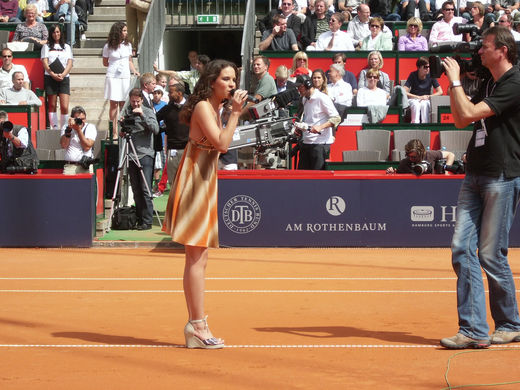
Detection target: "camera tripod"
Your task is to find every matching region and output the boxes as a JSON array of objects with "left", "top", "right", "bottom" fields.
[{"left": 108, "top": 133, "right": 162, "bottom": 229}]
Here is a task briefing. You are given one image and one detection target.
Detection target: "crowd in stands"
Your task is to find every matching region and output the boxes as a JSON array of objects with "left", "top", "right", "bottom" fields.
[{"left": 0, "top": 0, "right": 90, "bottom": 47}]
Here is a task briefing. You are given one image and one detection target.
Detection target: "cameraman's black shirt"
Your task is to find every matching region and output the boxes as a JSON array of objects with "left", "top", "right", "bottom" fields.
[
  {"left": 397, "top": 150, "right": 442, "bottom": 174},
  {"left": 468, "top": 66, "right": 520, "bottom": 178}
]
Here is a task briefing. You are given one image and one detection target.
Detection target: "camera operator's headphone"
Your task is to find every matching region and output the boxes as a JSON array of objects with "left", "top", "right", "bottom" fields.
[{"left": 295, "top": 74, "right": 312, "bottom": 89}]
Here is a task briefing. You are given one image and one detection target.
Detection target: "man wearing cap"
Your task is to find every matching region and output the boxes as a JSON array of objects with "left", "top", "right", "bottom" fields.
[{"left": 294, "top": 74, "right": 341, "bottom": 170}]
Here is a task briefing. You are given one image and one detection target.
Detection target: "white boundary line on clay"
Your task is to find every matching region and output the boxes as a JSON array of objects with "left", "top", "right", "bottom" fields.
[{"left": 2, "top": 289, "right": 517, "bottom": 293}]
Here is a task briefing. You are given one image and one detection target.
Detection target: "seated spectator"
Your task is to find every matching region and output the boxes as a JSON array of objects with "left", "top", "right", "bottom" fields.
[
  {"left": 0, "top": 0, "right": 21, "bottom": 22},
  {"left": 401, "top": 0, "right": 432, "bottom": 21},
  {"left": 52, "top": 0, "right": 80, "bottom": 47},
  {"left": 0, "top": 71, "right": 42, "bottom": 105},
  {"left": 13, "top": 4, "right": 49, "bottom": 50},
  {"left": 259, "top": 14, "right": 299, "bottom": 51},
  {"left": 497, "top": 13, "right": 520, "bottom": 39},
  {"left": 347, "top": 4, "right": 372, "bottom": 46},
  {"left": 327, "top": 64, "right": 353, "bottom": 107},
  {"left": 358, "top": 50, "right": 391, "bottom": 94},
  {"left": 154, "top": 54, "right": 210, "bottom": 96},
  {"left": 0, "top": 48, "right": 30, "bottom": 90},
  {"left": 398, "top": 17, "right": 429, "bottom": 51},
  {"left": 28, "top": 0, "right": 49, "bottom": 22},
  {"left": 470, "top": 2, "right": 495, "bottom": 35},
  {"left": 337, "top": 0, "right": 359, "bottom": 21},
  {"left": 59, "top": 105, "right": 97, "bottom": 175},
  {"left": 360, "top": 16, "right": 393, "bottom": 50},
  {"left": 311, "top": 68, "right": 328, "bottom": 95},
  {"left": 300, "top": 0, "right": 330, "bottom": 49},
  {"left": 403, "top": 56, "right": 442, "bottom": 123},
  {"left": 492, "top": 0, "right": 519, "bottom": 19},
  {"left": 307, "top": 12, "right": 355, "bottom": 51},
  {"left": 251, "top": 55, "right": 277, "bottom": 102},
  {"left": 356, "top": 68, "right": 388, "bottom": 106},
  {"left": 275, "top": 65, "right": 296, "bottom": 93},
  {"left": 428, "top": 1, "right": 467, "bottom": 47},
  {"left": 386, "top": 139, "right": 455, "bottom": 174},
  {"left": 258, "top": 0, "right": 302, "bottom": 42},
  {"left": 326, "top": 52, "right": 358, "bottom": 94},
  {"left": 289, "top": 51, "right": 312, "bottom": 79}
]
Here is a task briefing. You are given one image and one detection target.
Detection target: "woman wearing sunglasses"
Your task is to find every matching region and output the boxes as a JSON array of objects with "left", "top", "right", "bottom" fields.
[
  {"left": 359, "top": 17, "right": 393, "bottom": 51},
  {"left": 398, "top": 17, "right": 428, "bottom": 51}
]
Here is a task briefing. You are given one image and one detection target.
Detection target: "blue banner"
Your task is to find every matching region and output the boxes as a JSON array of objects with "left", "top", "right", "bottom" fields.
[{"left": 218, "top": 178, "right": 520, "bottom": 247}]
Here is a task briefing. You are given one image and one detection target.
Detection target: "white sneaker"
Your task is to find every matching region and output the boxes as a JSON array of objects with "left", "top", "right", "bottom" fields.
[{"left": 80, "top": 33, "right": 86, "bottom": 41}]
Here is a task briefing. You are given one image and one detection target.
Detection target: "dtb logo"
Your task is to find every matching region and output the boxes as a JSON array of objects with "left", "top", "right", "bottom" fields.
[{"left": 222, "top": 195, "right": 261, "bottom": 234}]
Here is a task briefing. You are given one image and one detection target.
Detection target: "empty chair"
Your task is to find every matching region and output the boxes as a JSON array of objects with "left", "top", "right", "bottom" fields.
[
  {"left": 430, "top": 95, "right": 451, "bottom": 123},
  {"left": 342, "top": 150, "right": 382, "bottom": 162},
  {"left": 440, "top": 130, "right": 473, "bottom": 159},
  {"left": 392, "top": 129, "right": 431, "bottom": 161},
  {"left": 356, "top": 129, "right": 391, "bottom": 160},
  {"left": 36, "top": 129, "right": 61, "bottom": 150}
]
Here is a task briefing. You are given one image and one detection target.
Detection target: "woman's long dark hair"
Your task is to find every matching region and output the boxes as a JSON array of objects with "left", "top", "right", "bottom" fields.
[
  {"left": 47, "top": 24, "right": 65, "bottom": 50},
  {"left": 180, "top": 59, "right": 237, "bottom": 125},
  {"left": 107, "top": 21, "right": 128, "bottom": 50}
]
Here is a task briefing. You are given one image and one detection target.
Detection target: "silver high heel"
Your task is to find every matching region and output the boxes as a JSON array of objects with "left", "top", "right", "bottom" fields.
[{"left": 184, "top": 316, "right": 224, "bottom": 349}]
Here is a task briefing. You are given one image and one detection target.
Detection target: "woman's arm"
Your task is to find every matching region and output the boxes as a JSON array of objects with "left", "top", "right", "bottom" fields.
[{"left": 191, "top": 91, "right": 248, "bottom": 153}]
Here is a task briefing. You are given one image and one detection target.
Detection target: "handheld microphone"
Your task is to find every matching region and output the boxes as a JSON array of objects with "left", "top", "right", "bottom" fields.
[{"left": 230, "top": 89, "right": 260, "bottom": 104}]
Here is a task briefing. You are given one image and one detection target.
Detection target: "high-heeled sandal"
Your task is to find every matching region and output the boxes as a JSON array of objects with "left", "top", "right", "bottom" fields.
[{"left": 184, "top": 315, "right": 224, "bottom": 349}]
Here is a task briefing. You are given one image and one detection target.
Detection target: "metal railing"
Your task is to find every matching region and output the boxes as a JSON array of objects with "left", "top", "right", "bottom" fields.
[
  {"left": 165, "top": 0, "right": 246, "bottom": 28},
  {"left": 240, "top": 0, "right": 255, "bottom": 89}
]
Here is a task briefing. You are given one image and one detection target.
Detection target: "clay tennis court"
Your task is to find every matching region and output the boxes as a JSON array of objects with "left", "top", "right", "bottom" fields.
[{"left": 1, "top": 247, "right": 519, "bottom": 389}]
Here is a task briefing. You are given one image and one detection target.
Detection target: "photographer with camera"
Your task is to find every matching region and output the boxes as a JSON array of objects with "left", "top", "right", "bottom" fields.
[
  {"left": 440, "top": 26, "right": 520, "bottom": 349},
  {"left": 60, "top": 106, "right": 97, "bottom": 175},
  {"left": 0, "top": 110, "right": 38, "bottom": 174},
  {"left": 120, "top": 87, "right": 159, "bottom": 230},
  {"left": 386, "top": 139, "right": 455, "bottom": 174}
]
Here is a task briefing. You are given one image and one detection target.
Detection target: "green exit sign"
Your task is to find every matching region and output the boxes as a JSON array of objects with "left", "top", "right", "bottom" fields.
[{"left": 197, "top": 15, "right": 219, "bottom": 24}]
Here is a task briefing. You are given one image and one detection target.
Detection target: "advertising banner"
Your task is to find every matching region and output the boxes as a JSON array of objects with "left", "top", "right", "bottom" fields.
[{"left": 218, "top": 178, "right": 520, "bottom": 247}]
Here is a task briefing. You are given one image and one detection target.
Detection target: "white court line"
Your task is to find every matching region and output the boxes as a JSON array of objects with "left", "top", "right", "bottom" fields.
[
  {"left": 0, "top": 289, "right": 481, "bottom": 293},
  {"left": 0, "top": 277, "right": 460, "bottom": 280},
  {"left": 0, "top": 343, "right": 518, "bottom": 349}
]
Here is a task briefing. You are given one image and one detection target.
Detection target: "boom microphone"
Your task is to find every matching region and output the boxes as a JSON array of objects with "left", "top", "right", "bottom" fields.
[{"left": 230, "top": 89, "right": 260, "bottom": 104}]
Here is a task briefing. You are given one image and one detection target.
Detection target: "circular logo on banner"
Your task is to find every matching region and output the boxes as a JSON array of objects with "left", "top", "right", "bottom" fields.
[
  {"left": 223, "top": 195, "right": 262, "bottom": 234},
  {"left": 326, "top": 196, "right": 346, "bottom": 216}
]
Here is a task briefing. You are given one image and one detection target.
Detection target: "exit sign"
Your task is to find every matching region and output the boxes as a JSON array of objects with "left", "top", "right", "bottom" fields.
[{"left": 197, "top": 15, "right": 219, "bottom": 24}]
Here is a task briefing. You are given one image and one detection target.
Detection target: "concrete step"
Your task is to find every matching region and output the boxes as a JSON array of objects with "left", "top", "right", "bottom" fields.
[
  {"left": 70, "top": 73, "right": 106, "bottom": 88},
  {"left": 72, "top": 56, "right": 106, "bottom": 68},
  {"left": 89, "top": 14, "right": 126, "bottom": 22},
  {"left": 95, "top": 0, "right": 123, "bottom": 6},
  {"left": 73, "top": 47, "right": 104, "bottom": 56},
  {"left": 86, "top": 22, "right": 123, "bottom": 33},
  {"left": 79, "top": 39, "right": 106, "bottom": 49},
  {"left": 71, "top": 66, "right": 107, "bottom": 74},
  {"left": 91, "top": 6, "right": 126, "bottom": 17}
]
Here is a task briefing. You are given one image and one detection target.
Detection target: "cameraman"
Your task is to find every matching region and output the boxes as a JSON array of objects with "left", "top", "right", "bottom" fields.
[
  {"left": 120, "top": 88, "right": 159, "bottom": 231},
  {"left": 60, "top": 106, "right": 97, "bottom": 175},
  {"left": 386, "top": 139, "right": 455, "bottom": 174},
  {"left": 0, "top": 110, "right": 38, "bottom": 173},
  {"left": 440, "top": 26, "right": 520, "bottom": 349}
]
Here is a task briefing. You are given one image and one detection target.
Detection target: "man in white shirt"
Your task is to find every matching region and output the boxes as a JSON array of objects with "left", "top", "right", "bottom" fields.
[
  {"left": 497, "top": 14, "right": 520, "bottom": 40},
  {"left": 346, "top": 4, "right": 393, "bottom": 47},
  {"left": 0, "top": 48, "right": 29, "bottom": 90},
  {"left": 327, "top": 63, "right": 353, "bottom": 106},
  {"left": 294, "top": 74, "right": 340, "bottom": 170},
  {"left": 60, "top": 106, "right": 97, "bottom": 175},
  {"left": 0, "top": 72, "right": 41, "bottom": 106},
  {"left": 429, "top": 0, "right": 467, "bottom": 46},
  {"left": 308, "top": 12, "right": 355, "bottom": 51}
]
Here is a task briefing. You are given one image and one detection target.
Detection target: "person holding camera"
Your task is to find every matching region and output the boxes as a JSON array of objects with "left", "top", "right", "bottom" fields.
[
  {"left": 386, "top": 139, "right": 454, "bottom": 174},
  {"left": 0, "top": 110, "right": 38, "bottom": 173},
  {"left": 60, "top": 106, "right": 97, "bottom": 175},
  {"left": 120, "top": 88, "right": 159, "bottom": 231},
  {"left": 440, "top": 26, "right": 520, "bottom": 349},
  {"left": 294, "top": 74, "right": 340, "bottom": 170}
]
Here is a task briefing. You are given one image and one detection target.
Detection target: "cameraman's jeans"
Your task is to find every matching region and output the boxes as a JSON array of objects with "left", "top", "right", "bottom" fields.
[
  {"left": 451, "top": 173, "right": 520, "bottom": 340},
  {"left": 128, "top": 155, "right": 154, "bottom": 226}
]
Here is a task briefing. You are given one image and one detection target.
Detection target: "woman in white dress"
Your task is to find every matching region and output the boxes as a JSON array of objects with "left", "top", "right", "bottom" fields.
[
  {"left": 103, "top": 21, "right": 139, "bottom": 138},
  {"left": 41, "top": 24, "right": 73, "bottom": 129}
]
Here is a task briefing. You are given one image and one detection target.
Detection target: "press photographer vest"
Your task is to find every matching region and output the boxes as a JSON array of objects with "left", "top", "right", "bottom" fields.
[{"left": 11, "top": 125, "right": 39, "bottom": 168}]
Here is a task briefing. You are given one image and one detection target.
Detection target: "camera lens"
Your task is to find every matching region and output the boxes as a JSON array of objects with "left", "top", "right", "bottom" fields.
[{"left": 74, "top": 118, "right": 83, "bottom": 125}]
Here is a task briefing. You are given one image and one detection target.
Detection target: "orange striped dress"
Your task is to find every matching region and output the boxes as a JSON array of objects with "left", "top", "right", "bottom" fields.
[{"left": 162, "top": 136, "right": 220, "bottom": 248}]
